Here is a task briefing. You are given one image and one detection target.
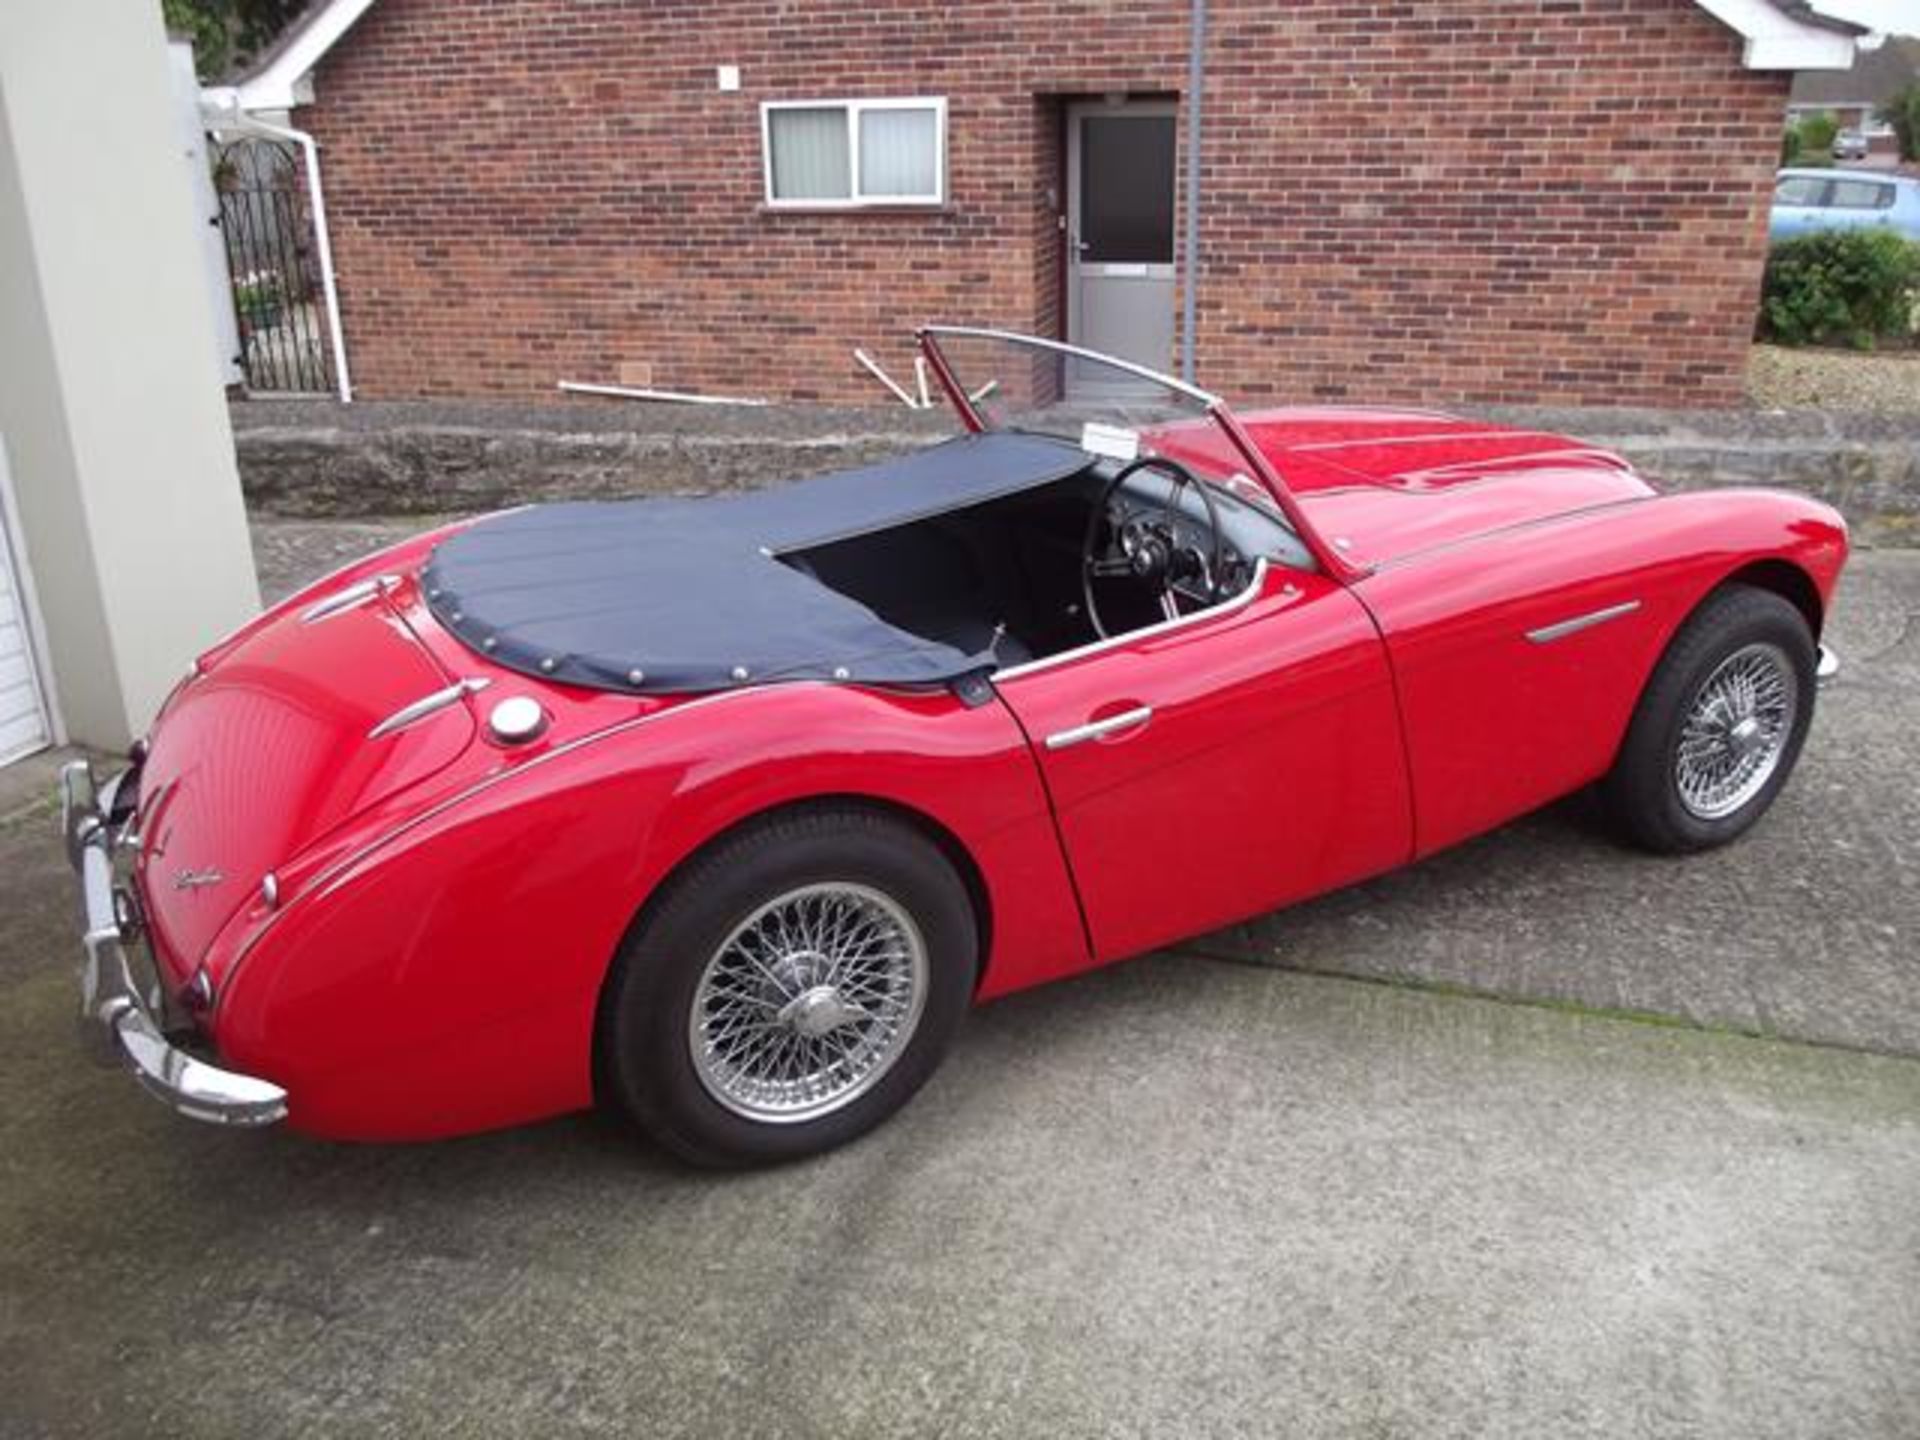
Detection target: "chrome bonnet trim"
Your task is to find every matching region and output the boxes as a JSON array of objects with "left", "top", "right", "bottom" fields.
[
  {"left": 368, "top": 677, "right": 490, "bottom": 740},
  {"left": 1525, "top": 599, "right": 1642, "bottom": 645},
  {"left": 300, "top": 573, "right": 400, "bottom": 624}
]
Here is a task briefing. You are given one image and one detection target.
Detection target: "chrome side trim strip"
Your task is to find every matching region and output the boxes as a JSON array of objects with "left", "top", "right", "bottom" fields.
[
  {"left": 1365, "top": 496, "right": 1650, "bottom": 573},
  {"left": 1525, "top": 599, "right": 1642, "bottom": 645},
  {"left": 1403, "top": 446, "right": 1633, "bottom": 477},
  {"left": 301, "top": 573, "right": 399, "bottom": 624},
  {"left": 1045, "top": 706, "right": 1154, "bottom": 751},
  {"left": 367, "top": 677, "right": 490, "bottom": 739},
  {"left": 994, "top": 559, "right": 1270, "bottom": 683},
  {"left": 1288, "top": 429, "right": 1521, "bottom": 453}
]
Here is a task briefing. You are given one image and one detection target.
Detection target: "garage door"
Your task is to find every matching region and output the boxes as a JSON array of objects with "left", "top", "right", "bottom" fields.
[{"left": 0, "top": 444, "right": 51, "bottom": 767}]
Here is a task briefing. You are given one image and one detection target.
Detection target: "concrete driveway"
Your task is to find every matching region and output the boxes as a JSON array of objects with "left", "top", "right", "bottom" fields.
[{"left": 0, "top": 536, "right": 1914, "bottom": 1439}]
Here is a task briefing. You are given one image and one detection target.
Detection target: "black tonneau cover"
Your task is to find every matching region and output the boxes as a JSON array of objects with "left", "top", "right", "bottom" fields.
[{"left": 421, "top": 432, "right": 1090, "bottom": 694}]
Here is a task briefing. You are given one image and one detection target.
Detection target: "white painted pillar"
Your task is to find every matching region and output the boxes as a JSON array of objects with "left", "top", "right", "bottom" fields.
[
  {"left": 0, "top": 1, "right": 261, "bottom": 751},
  {"left": 168, "top": 38, "right": 245, "bottom": 390}
]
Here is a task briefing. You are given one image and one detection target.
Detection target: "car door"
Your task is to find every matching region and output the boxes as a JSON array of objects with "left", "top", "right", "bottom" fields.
[
  {"left": 1898, "top": 182, "right": 1920, "bottom": 242},
  {"left": 1769, "top": 174, "right": 1829, "bottom": 241},
  {"left": 1353, "top": 511, "right": 1676, "bottom": 858},
  {"left": 992, "top": 564, "right": 1411, "bottom": 963},
  {"left": 1825, "top": 175, "right": 1897, "bottom": 234}
]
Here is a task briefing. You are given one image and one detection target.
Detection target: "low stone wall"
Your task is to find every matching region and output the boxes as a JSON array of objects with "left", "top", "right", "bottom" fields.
[
  {"left": 231, "top": 400, "right": 1920, "bottom": 545},
  {"left": 232, "top": 401, "right": 949, "bottom": 517}
]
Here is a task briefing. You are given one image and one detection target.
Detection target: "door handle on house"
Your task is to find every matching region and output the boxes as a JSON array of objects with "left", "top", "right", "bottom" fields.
[{"left": 1044, "top": 705, "right": 1153, "bottom": 750}]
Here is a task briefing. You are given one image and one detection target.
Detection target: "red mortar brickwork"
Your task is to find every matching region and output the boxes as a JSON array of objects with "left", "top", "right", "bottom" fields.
[{"left": 305, "top": 0, "right": 1788, "bottom": 407}]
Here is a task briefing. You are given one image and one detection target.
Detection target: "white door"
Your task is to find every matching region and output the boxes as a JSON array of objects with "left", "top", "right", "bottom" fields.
[
  {"left": 1065, "top": 101, "right": 1178, "bottom": 393},
  {"left": 0, "top": 437, "right": 53, "bottom": 767}
]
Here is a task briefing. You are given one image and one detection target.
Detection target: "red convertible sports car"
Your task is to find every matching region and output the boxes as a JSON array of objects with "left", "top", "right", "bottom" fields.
[{"left": 64, "top": 328, "right": 1846, "bottom": 1165}]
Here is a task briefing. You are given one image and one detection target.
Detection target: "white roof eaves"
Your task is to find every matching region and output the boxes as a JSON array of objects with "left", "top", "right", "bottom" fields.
[
  {"left": 221, "top": 0, "right": 1874, "bottom": 112},
  {"left": 231, "top": 0, "right": 379, "bottom": 110},
  {"left": 1691, "top": 0, "right": 1879, "bottom": 69}
]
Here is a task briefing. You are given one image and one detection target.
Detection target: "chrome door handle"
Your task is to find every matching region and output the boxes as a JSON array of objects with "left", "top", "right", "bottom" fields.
[{"left": 1044, "top": 705, "right": 1153, "bottom": 751}]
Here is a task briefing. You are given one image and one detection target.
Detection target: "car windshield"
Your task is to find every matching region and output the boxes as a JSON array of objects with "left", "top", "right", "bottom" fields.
[{"left": 919, "top": 327, "right": 1284, "bottom": 519}]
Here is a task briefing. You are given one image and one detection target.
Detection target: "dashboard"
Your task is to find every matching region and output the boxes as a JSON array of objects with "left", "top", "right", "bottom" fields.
[{"left": 1104, "top": 460, "right": 1314, "bottom": 603}]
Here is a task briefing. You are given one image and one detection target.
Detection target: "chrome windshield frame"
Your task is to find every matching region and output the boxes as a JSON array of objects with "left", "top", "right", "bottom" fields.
[
  {"left": 915, "top": 326, "right": 1365, "bottom": 584},
  {"left": 918, "top": 325, "right": 1223, "bottom": 411}
]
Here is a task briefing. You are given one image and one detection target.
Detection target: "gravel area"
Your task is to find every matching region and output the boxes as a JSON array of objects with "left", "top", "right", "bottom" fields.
[
  {"left": 250, "top": 516, "right": 461, "bottom": 604},
  {"left": 1747, "top": 344, "right": 1920, "bottom": 414}
]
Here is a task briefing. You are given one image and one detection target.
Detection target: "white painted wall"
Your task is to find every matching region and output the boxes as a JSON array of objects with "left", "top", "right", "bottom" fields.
[{"left": 0, "top": 1, "right": 260, "bottom": 753}]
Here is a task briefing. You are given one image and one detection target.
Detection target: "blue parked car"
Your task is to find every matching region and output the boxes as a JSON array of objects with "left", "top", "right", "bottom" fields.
[{"left": 1769, "top": 168, "right": 1920, "bottom": 244}]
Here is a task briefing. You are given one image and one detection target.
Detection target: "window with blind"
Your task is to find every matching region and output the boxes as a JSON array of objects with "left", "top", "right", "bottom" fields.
[{"left": 762, "top": 99, "right": 946, "bottom": 208}]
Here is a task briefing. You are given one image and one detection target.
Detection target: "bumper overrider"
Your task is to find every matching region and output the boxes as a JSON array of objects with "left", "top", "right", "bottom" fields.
[{"left": 60, "top": 759, "right": 287, "bottom": 1126}]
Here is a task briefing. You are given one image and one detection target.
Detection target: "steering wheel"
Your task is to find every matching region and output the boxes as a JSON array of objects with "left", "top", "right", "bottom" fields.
[{"left": 1081, "top": 456, "right": 1227, "bottom": 641}]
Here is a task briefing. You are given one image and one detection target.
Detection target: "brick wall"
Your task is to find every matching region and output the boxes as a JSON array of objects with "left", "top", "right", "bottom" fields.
[{"left": 305, "top": 0, "right": 1789, "bottom": 407}]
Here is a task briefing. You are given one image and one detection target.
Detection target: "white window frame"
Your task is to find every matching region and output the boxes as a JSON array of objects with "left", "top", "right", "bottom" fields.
[{"left": 760, "top": 97, "right": 947, "bottom": 209}]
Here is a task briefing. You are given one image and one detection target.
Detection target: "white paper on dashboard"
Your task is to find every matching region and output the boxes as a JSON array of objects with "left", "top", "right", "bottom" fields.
[{"left": 1080, "top": 422, "right": 1141, "bottom": 463}]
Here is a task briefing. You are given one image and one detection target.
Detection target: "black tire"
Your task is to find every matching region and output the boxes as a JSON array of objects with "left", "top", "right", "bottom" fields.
[
  {"left": 599, "top": 806, "right": 976, "bottom": 1167},
  {"left": 1602, "top": 584, "right": 1817, "bottom": 854}
]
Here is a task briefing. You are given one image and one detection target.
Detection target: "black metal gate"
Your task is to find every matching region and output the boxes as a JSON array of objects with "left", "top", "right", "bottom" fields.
[{"left": 214, "top": 138, "right": 335, "bottom": 394}]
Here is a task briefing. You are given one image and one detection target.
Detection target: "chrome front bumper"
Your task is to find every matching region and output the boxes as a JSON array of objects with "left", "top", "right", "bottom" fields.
[
  {"left": 60, "top": 759, "right": 287, "bottom": 1126},
  {"left": 1817, "top": 644, "right": 1840, "bottom": 685}
]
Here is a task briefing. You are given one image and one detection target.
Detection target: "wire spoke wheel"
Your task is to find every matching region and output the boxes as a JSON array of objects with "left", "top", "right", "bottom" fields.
[
  {"left": 1673, "top": 641, "right": 1799, "bottom": 821},
  {"left": 689, "top": 882, "right": 929, "bottom": 1124}
]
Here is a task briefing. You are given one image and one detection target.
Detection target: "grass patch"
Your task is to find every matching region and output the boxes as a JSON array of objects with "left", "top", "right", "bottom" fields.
[{"left": 1180, "top": 942, "right": 1920, "bottom": 1064}]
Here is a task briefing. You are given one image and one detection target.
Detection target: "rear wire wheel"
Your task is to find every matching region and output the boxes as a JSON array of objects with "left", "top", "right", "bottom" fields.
[
  {"left": 600, "top": 807, "right": 976, "bottom": 1167},
  {"left": 1603, "top": 584, "right": 1817, "bottom": 853},
  {"left": 688, "top": 881, "right": 929, "bottom": 1123}
]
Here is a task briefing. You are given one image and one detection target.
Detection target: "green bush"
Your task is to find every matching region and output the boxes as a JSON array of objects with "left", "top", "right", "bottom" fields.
[
  {"left": 1795, "top": 110, "right": 1838, "bottom": 159},
  {"left": 1880, "top": 83, "right": 1920, "bottom": 163},
  {"left": 1780, "top": 121, "right": 1804, "bottom": 166},
  {"left": 1760, "top": 228, "right": 1920, "bottom": 349}
]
